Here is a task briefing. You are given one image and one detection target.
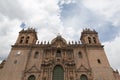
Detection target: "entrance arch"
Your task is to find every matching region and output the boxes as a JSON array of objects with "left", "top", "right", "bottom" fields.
[
  {"left": 80, "top": 74, "right": 88, "bottom": 80},
  {"left": 28, "top": 75, "right": 36, "bottom": 80},
  {"left": 53, "top": 65, "right": 64, "bottom": 80}
]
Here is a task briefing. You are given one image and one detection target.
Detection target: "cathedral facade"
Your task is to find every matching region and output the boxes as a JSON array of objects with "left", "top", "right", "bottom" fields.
[{"left": 0, "top": 28, "right": 120, "bottom": 80}]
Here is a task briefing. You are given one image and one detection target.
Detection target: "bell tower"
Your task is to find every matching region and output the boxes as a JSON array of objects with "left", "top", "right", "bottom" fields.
[
  {"left": 15, "top": 28, "right": 38, "bottom": 45},
  {"left": 80, "top": 28, "right": 101, "bottom": 45},
  {"left": 80, "top": 28, "right": 115, "bottom": 80},
  {"left": 0, "top": 28, "right": 38, "bottom": 80}
]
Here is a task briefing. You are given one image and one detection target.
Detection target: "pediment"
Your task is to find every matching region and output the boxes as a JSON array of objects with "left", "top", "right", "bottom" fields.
[
  {"left": 26, "top": 65, "right": 40, "bottom": 73},
  {"left": 77, "top": 65, "right": 90, "bottom": 72}
]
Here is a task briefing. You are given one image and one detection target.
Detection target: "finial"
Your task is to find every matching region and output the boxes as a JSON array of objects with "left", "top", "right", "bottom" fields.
[
  {"left": 69, "top": 41, "right": 70, "bottom": 44},
  {"left": 72, "top": 41, "right": 74, "bottom": 44},
  {"left": 75, "top": 41, "right": 77, "bottom": 44},
  {"left": 47, "top": 41, "right": 49, "bottom": 44},
  {"left": 44, "top": 41, "right": 46, "bottom": 44},
  {"left": 57, "top": 33, "right": 61, "bottom": 37},
  {"left": 41, "top": 41, "right": 43, "bottom": 45},
  {"left": 38, "top": 41, "right": 39, "bottom": 44}
]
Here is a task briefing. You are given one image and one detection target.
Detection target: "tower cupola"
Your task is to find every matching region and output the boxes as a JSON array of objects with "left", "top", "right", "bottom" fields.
[
  {"left": 15, "top": 28, "right": 38, "bottom": 45},
  {"left": 80, "top": 28, "right": 101, "bottom": 45}
]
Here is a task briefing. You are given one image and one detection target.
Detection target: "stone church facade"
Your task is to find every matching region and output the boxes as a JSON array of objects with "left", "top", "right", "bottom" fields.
[{"left": 0, "top": 28, "right": 120, "bottom": 80}]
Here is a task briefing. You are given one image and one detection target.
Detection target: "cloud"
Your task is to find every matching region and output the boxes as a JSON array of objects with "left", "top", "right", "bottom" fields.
[
  {"left": 104, "top": 33, "right": 120, "bottom": 71},
  {"left": 0, "top": 0, "right": 27, "bottom": 20},
  {"left": 0, "top": 19, "right": 21, "bottom": 60},
  {"left": 81, "top": 0, "right": 120, "bottom": 27}
]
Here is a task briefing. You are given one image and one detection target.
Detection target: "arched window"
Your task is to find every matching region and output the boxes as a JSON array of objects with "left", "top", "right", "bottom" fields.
[
  {"left": 14, "top": 60, "right": 17, "bottom": 64},
  {"left": 78, "top": 51, "right": 82, "bottom": 58},
  {"left": 26, "top": 36, "right": 30, "bottom": 44},
  {"left": 80, "top": 74, "right": 88, "bottom": 80},
  {"left": 34, "top": 51, "right": 39, "bottom": 58},
  {"left": 88, "top": 37, "right": 91, "bottom": 44},
  {"left": 56, "top": 50, "right": 61, "bottom": 57},
  {"left": 28, "top": 75, "right": 36, "bottom": 80},
  {"left": 93, "top": 37, "right": 96, "bottom": 43},
  {"left": 53, "top": 65, "right": 64, "bottom": 80},
  {"left": 20, "top": 36, "right": 24, "bottom": 44}
]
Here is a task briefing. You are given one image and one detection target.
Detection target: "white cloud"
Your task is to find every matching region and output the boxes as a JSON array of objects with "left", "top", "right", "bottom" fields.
[
  {"left": 81, "top": 0, "right": 120, "bottom": 26},
  {"left": 0, "top": 18, "right": 21, "bottom": 60},
  {"left": 0, "top": 0, "right": 27, "bottom": 20},
  {"left": 104, "top": 33, "right": 120, "bottom": 71}
]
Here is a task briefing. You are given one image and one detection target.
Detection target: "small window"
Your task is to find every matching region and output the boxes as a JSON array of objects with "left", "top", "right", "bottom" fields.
[
  {"left": 28, "top": 75, "right": 36, "bottom": 80},
  {"left": 56, "top": 50, "right": 61, "bottom": 57},
  {"left": 78, "top": 52, "right": 82, "bottom": 58},
  {"left": 97, "top": 59, "right": 101, "bottom": 64},
  {"left": 34, "top": 51, "right": 39, "bottom": 58},
  {"left": 93, "top": 37, "right": 96, "bottom": 43},
  {"left": 88, "top": 37, "right": 91, "bottom": 44},
  {"left": 14, "top": 60, "right": 17, "bottom": 64},
  {"left": 26, "top": 36, "right": 30, "bottom": 44},
  {"left": 20, "top": 36, "right": 24, "bottom": 43}
]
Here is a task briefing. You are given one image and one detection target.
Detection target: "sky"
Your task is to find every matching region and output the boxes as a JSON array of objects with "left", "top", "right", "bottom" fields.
[{"left": 0, "top": 0, "right": 120, "bottom": 71}]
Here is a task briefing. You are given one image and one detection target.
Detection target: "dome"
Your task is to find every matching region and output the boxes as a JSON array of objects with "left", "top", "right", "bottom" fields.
[{"left": 51, "top": 35, "right": 67, "bottom": 45}]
